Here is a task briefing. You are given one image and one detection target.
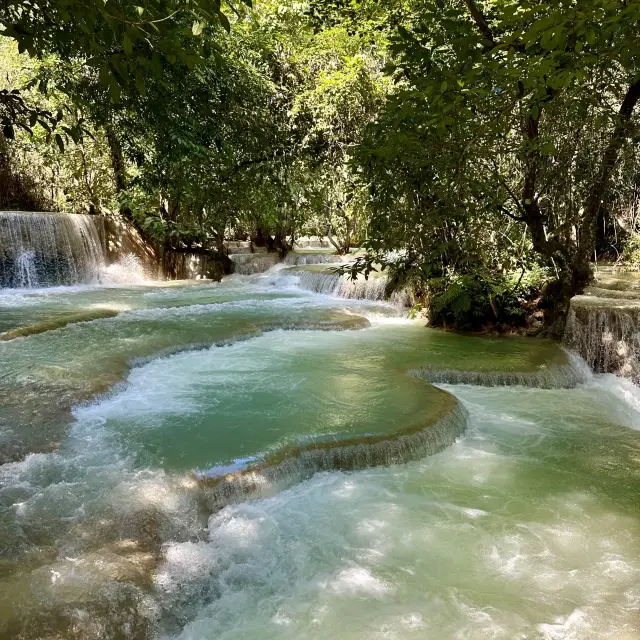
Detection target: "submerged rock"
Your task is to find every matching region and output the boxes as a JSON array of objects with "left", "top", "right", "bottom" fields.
[{"left": 0, "top": 309, "right": 120, "bottom": 341}]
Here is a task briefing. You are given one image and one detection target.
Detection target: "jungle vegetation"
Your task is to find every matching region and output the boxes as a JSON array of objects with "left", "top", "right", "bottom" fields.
[{"left": 2, "top": 0, "right": 640, "bottom": 333}]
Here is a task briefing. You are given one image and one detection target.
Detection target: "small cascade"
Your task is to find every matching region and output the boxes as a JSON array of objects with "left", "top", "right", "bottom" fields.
[
  {"left": 225, "top": 240, "right": 253, "bottom": 255},
  {"left": 226, "top": 244, "right": 280, "bottom": 275},
  {"left": 412, "top": 359, "right": 590, "bottom": 389},
  {"left": 195, "top": 399, "right": 467, "bottom": 509},
  {"left": 0, "top": 211, "right": 106, "bottom": 288},
  {"left": 564, "top": 296, "right": 640, "bottom": 382},
  {"left": 295, "top": 269, "right": 342, "bottom": 294},
  {"left": 293, "top": 236, "right": 332, "bottom": 249},
  {"left": 283, "top": 252, "right": 344, "bottom": 266},
  {"left": 293, "top": 267, "right": 411, "bottom": 305},
  {"left": 230, "top": 252, "right": 280, "bottom": 275},
  {"left": 15, "top": 250, "right": 38, "bottom": 287},
  {"left": 336, "top": 274, "right": 388, "bottom": 300}
]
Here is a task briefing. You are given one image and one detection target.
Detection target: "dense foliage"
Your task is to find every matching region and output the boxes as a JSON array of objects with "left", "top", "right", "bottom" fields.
[{"left": 2, "top": 0, "right": 640, "bottom": 331}]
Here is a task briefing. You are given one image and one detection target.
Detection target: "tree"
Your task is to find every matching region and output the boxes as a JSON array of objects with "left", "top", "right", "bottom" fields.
[
  {"left": 356, "top": 0, "right": 640, "bottom": 332},
  {"left": 0, "top": 0, "right": 251, "bottom": 138}
]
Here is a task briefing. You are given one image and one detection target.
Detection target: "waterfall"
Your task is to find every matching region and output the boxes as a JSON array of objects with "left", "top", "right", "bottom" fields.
[
  {"left": 283, "top": 252, "right": 344, "bottom": 266},
  {"left": 412, "top": 359, "right": 590, "bottom": 389},
  {"left": 230, "top": 252, "right": 280, "bottom": 274},
  {"left": 0, "top": 211, "right": 106, "bottom": 288},
  {"left": 15, "top": 250, "right": 38, "bottom": 287},
  {"left": 293, "top": 268, "right": 412, "bottom": 305},
  {"left": 295, "top": 269, "right": 342, "bottom": 294},
  {"left": 564, "top": 295, "right": 640, "bottom": 382},
  {"left": 225, "top": 242, "right": 280, "bottom": 275},
  {"left": 196, "top": 399, "right": 467, "bottom": 509}
]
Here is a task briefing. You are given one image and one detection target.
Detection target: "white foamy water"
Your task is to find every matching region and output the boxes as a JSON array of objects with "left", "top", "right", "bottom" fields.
[
  {"left": 155, "top": 380, "right": 640, "bottom": 640},
  {"left": 7, "top": 375, "right": 640, "bottom": 639},
  {"left": 98, "top": 253, "right": 147, "bottom": 284}
]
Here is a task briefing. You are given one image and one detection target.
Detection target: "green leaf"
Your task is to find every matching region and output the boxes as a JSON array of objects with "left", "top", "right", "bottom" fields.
[
  {"left": 54, "top": 133, "right": 65, "bottom": 152},
  {"left": 135, "top": 69, "right": 147, "bottom": 96},
  {"left": 540, "top": 141, "right": 556, "bottom": 155},
  {"left": 109, "top": 76, "right": 121, "bottom": 103},
  {"left": 123, "top": 34, "right": 133, "bottom": 56},
  {"left": 151, "top": 54, "right": 163, "bottom": 76},
  {"left": 192, "top": 21, "right": 204, "bottom": 36},
  {"left": 218, "top": 11, "right": 230, "bottom": 33},
  {"left": 2, "top": 124, "right": 15, "bottom": 139},
  {"left": 99, "top": 63, "right": 111, "bottom": 88}
]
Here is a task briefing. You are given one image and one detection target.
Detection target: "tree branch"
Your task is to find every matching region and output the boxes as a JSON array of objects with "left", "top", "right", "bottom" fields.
[
  {"left": 498, "top": 205, "right": 526, "bottom": 223},
  {"left": 462, "top": 0, "right": 495, "bottom": 47}
]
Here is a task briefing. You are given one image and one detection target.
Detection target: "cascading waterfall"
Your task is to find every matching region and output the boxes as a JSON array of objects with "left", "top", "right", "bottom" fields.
[
  {"left": 283, "top": 252, "right": 344, "bottom": 266},
  {"left": 293, "top": 268, "right": 412, "bottom": 306},
  {"left": 412, "top": 356, "right": 591, "bottom": 389},
  {"left": 226, "top": 242, "right": 280, "bottom": 275},
  {"left": 3, "top": 272, "right": 640, "bottom": 639},
  {"left": 196, "top": 399, "right": 467, "bottom": 510},
  {"left": 230, "top": 253, "right": 281, "bottom": 274},
  {"left": 15, "top": 250, "right": 37, "bottom": 287},
  {"left": 564, "top": 295, "right": 640, "bottom": 382},
  {"left": 295, "top": 269, "right": 342, "bottom": 294},
  {"left": 0, "top": 211, "right": 106, "bottom": 288},
  {"left": 295, "top": 269, "right": 388, "bottom": 300}
]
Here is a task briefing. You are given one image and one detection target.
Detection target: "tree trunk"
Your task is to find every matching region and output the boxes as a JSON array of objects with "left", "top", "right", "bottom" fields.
[
  {"left": 577, "top": 76, "right": 640, "bottom": 272},
  {"left": 105, "top": 123, "right": 126, "bottom": 193}
]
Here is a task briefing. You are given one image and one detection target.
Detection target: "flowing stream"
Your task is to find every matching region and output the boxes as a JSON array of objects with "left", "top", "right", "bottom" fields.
[{"left": 1, "top": 259, "right": 640, "bottom": 637}]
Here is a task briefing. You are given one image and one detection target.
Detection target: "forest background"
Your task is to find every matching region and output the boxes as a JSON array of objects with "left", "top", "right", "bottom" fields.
[{"left": 2, "top": 0, "right": 640, "bottom": 334}]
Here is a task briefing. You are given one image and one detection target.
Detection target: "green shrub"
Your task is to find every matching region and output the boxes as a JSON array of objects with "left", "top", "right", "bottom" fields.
[
  {"left": 620, "top": 233, "right": 640, "bottom": 270},
  {"left": 427, "top": 267, "right": 549, "bottom": 331}
]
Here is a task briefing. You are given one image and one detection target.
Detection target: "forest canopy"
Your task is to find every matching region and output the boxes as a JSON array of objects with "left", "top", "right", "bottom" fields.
[{"left": 2, "top": 0, "right": 640, "bottom": 332}]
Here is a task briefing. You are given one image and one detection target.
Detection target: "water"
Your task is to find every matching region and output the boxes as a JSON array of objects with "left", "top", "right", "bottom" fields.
[
  {"left": 226, "top": 243, "right": 281, "bottom": 275},
  {"left": 15, "top": 250, "right": 38, "bottom": 288},
  {"left": 1, "top": 267, "right": 640, "bottom": 638},
  {"left": 565, "top": 268, "right": 640, "bottom": 382},
  {"left": 0, "top": 211, "right": 106, "bottom": 287}
]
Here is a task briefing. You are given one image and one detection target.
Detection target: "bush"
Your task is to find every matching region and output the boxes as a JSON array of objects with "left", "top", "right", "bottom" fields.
[
  {"left": 620, "top": 233, "right": 640, "bottom": 270},
  {"left": 427, "top": 267, "right": 549, "bottom": 331}
]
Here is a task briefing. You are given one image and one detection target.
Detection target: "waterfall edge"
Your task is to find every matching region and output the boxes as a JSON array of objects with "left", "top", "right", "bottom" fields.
[{"left": 195, "top": 389, "right": 467, "bottom": 510}]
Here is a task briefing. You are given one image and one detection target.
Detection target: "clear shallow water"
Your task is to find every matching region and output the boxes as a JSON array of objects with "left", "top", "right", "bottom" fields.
[{"left": 1, "top": 270, "right": 640, "bottom": 639}]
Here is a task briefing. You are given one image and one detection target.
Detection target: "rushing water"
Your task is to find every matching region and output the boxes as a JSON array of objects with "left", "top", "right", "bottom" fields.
[
  {"left": 1, "top": 268, "right": 640, "bottom": 639},
  {"left": 566, "top": 267, "right": 640, "bottom": 382},
  {"left": 0, "top": 212, "right": 107, "bottom": 288}
]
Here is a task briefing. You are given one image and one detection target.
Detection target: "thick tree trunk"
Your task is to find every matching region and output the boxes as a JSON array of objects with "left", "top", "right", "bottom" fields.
[
  {"left": 326, "top": 223, "right": 350, "bottom": 255},
  {"left": 252, "top": 227, "right": 268, "bottom": 248}
]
